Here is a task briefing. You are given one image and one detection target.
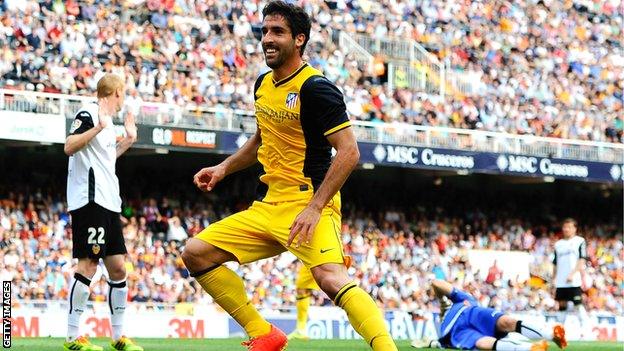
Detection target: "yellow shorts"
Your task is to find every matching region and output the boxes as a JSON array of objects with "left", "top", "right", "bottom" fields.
[
  {"left": 195, "top": 200, "right": 345, "bottom": 268},
  {"left": 295, "top": 265, "right": 319, "bottom": 291}
]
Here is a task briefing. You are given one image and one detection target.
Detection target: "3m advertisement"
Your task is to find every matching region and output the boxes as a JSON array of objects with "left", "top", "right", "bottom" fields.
[
  {"left": 0, "top": 111, "right": 65, "bottom": 143},
  {"left": 358, "top": 142, "right": 624, "bottom": 183},
  {"left": 10, "top": 307, "right": 623, "bottom": 342}
]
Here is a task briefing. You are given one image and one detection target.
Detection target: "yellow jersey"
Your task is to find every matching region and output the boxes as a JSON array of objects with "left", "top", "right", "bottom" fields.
[{"left": 253, "top": 63, "right": 351, "bottom": 206}]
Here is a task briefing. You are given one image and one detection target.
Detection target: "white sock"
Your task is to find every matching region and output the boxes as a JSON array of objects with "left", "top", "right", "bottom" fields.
[
  {"left": 515, "top": 320, "right": 552, "bottom": 340},
  {"left": 575, "top": 304, "right": 589, "bottom": 326},
  {"left": 67, "top": 273, "right": 91, "bottom": 342},
  {"left": 494, "top": 338, "right": 534, "bottom": 351},
  {"left": 108, "top": 279, "right": 128, "bottom": 340}
]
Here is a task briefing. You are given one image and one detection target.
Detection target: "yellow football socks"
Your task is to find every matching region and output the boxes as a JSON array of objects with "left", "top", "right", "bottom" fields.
[
  {"left": 295, "top": 292, "right": 311, "bottom": 332},
  {"left": 195, "top": 265, "right": 271, "bottom": 338},
  {"left": 334, "top": 283, "right": 397, "bottom": 351}
]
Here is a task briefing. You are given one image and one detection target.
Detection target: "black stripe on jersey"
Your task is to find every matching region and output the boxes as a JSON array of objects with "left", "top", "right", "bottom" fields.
[
  {"left": 88, "top": 168, "right": 95, "bottom": 202},
  {"left": 274, "top": 63, "right": 308, "bottom": 87},
  {"left": 254, "top": 71, "right": 270, "bottom": 100},
  {"left": 552, "top": 251, "right": 557, "bottom": 265},
  {"left": 579, "top": 240, "right": 587, "bottom": 260},
  {"left": 299, "top": 75, "right": 349, "bottom": 191},
  {"left": 70, "top": 110, "right": 94, "bottom": 135}
]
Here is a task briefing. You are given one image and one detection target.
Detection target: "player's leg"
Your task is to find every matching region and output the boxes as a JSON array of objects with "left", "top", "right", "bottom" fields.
[
  {"left": 276, "top": 204, "right": 396, "bottom": 350},
  {"left": 99, "top": 209, "right": 143, "bottom": 351},
  {"left": 181, "top": 202, "right": 287, "bottom": 345},
  {"left": 183, "top": 239, "right": 274, "bottom": 338},
  {"left": 476, "top": 336, "right": 547, "bottom": 351},
  {"left": 570, "top": 288, "right": 589, "bottom": 330},
  {"left": 276, "top": 202, "right": 396, "bottom": 351},
  {"left": 65, "top": 258, "right": 101, "bottom": 350},
  {"left": 102, "top": 254, "right": 142, "bottom": 351},
  {"left": 289, "top": 266, "right": 318, "bottom": 340},
  {"left": 65, "top": 204, "right": 104, "bottom": 351},
  {"left": 495, "top": 314, "right": 567, "bottom": 349},
  {"left": 311, "top": 263, "right": 396, "bottom": 350}
]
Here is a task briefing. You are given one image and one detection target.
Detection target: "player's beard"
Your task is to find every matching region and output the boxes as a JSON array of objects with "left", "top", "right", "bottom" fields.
[{"left": 264, "top": 42, "right": 296, "bottom": 69}]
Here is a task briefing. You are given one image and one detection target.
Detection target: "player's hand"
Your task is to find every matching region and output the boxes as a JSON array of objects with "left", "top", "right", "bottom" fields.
[
  {"left": 287, "top": 205, "right": 322, "bottom": 248},
  {"left": 124, "top": 112, "right": 138, "bottom": 142},
  {"left": 566, "top": 274, "right": 574, "bottom": 283},
  {"left": 99, "top": 113, "right": 112, "bottom": 130},
  {"left": 193, "top": 165, "right": 225, "bottom": 192}
]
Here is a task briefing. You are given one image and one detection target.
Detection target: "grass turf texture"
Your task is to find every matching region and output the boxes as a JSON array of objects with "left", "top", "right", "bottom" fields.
[{"left": 11, "top": 338, "right": 622, "bottom": 350}]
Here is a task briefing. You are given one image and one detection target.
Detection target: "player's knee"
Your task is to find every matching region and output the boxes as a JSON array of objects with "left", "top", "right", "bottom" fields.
[
  {"left": 108, "top": 265, "right": 126, "bottom": 281},
  {"left": 181, "top": 239, "right": 211, "bottom": 271},
  {"left": 180, "top": 247, "right": 198, "bottom": 271},
  {"left": 76, "top": 259, "right": 98, "bottom": 278},
  {"left": 475, "top": 337, "right": 496, "bottom": 350},
  {"left": 311, "top": 264, "right": 350, "bottom": 299},
  {"left": 495, "top": 315, "right": 517, "bottom": 333}
]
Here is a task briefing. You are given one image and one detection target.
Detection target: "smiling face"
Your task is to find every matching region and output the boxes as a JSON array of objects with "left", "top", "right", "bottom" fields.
[{"left": 261, "top": 14, "right": 305, "bottom": 69}]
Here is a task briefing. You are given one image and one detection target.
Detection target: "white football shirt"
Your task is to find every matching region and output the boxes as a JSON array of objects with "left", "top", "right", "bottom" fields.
[
  {"left": 66, "top": 102, "right": 121, "bottom": 213},
  {"left": 553, "top": 235, "right": 587, "bottom": 288}
]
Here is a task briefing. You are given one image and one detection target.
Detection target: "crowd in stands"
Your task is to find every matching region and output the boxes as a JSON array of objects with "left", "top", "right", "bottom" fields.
[
  {"left": 1, "top": 188, "right": 621, "bottom": 316},
  {"left": 0, "top": 0, "right": 622, "bottom": 142}
]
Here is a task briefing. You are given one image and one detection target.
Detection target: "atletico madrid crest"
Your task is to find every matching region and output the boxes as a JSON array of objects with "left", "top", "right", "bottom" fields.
[{"left": 285, "top": 92, "right": 298, "bottom": 109}]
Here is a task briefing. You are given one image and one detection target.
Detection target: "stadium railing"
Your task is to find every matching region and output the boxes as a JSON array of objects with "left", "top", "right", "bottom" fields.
[
  {"left": 348, "top": 33, "right": 479, "bottom": 97},
  {"left": 1, "top": 89, "right": 622, "bottom": 163},
  {"left": 337, "top": 31, "right": 375, "bottom": 70}
]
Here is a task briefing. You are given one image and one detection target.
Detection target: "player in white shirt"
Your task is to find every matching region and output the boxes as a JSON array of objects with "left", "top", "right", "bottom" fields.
[
  {"left": 552, "top": 218, "right": 589, "bottom": 331},
  {"left": 63, "top": 74, "right": 143, "bottom": 351}
]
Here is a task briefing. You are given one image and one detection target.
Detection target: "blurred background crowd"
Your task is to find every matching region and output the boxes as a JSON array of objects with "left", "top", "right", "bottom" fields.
[
  {"left": 0, "top": 0, "right": 622, "bottom": 141},
  {"left": 1, "top": 185, "right": 621, "bottom": 315}
]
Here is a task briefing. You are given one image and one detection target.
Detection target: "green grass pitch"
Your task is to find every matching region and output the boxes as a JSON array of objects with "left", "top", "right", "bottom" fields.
[{"left": 10, "top": 338, "right": 623, "bottom": 350}]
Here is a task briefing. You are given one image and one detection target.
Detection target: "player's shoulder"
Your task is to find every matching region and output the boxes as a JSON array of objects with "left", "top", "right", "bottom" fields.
[
  {"left": 254, "top": 70, "right": 271, "bottom": 95},
  {"left": 300, "top": 73, "right": 342, "bottom": 100},
  {"left": 301, "top": 74, "right": 335, "bottom": 89},
  {"left": 573, "top": 235, "right": 586, "bottom": 245},
  {"left": 75, "top": 102, "right": 98, "bottom": 121}
]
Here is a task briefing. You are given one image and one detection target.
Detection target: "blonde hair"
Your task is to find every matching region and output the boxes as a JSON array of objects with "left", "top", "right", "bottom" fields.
[{"left": 96, "top": 73, "right": 124, "bottom": 98}]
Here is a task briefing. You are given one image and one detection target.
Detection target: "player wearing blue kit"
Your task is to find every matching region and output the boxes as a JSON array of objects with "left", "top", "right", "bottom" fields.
[{"left": 412, "top": 280, "right": 567, "bottom": 351}]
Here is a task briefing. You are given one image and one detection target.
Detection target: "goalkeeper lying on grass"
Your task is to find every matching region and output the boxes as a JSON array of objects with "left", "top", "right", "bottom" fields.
[{"left": 411, "top": 280, "right": 567, "bottom": 351}]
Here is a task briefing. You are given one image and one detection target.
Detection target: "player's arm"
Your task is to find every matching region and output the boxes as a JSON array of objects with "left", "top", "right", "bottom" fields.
[
  {"left": 431, "top": 280, "right": 453, "bottom": 299},
  {"left": 433, "top": 279, "right": 476, "bottom": 304},
  {"left": 193, "top": 128, "right": 261, "bottom": 192},
  {"left": 309, "top": 128, "right": 359, "bottom": 210},
  {"left": 220, "top": 127, "right": 261, "bottom": 176},
  {"left": 64, "top": 110, "right": 107, "bottom": 156},
  {"left": 116, "top": 113, "right": 138, "bottom": 158},
  {"left": 288, "top": 127, "right": 358, "bottom": 246},
  {"left": 288, "top": 76, "right": 357, "bottom": 247}
]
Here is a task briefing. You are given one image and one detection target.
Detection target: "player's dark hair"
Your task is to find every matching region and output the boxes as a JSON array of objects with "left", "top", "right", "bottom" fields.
[
  {"left": 262, "top": 1, "right": 311, "bottom": 57},
  {"left": 562, "top": 218, "right": 577, "bottom": 227}
]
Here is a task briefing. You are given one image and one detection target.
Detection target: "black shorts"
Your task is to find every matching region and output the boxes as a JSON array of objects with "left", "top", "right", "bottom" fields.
[
  {"left": 555, "top": 287, "right": 582, "bottom": 305},
  {"left": 70, "top": 202, "right": 127, "bottom": 259}
]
